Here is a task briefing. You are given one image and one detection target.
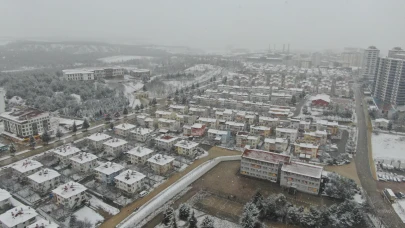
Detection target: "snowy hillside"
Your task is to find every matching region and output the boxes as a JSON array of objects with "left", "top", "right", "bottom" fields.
[
  {"left": 184, "top": 64, "right": 215, "bottom": 74},
  {"left": 98, "top": 55, "right": 154, "bottom": 63}
]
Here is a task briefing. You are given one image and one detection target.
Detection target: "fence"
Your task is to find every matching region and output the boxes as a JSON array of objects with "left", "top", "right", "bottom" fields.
[{"left": 117, "top": 155, "right": 241, "bottom": 227}]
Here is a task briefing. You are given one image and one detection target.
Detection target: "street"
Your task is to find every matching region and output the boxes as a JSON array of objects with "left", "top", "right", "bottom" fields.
[{"left": 353, "top": 84, "right": 404, "bottom": 228}]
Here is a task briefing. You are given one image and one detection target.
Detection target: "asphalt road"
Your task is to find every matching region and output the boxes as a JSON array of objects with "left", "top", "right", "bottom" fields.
[{"left": 353, "top": 84, "right": 404, "bottom": 228}]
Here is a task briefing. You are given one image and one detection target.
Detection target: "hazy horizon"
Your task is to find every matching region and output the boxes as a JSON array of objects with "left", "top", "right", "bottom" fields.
[{"left": 2, "top": 0, "right": 405, "bottom": 53}]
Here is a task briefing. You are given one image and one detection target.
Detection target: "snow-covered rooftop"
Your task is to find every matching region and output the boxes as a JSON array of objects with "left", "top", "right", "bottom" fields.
[
  {"left": 226, "top": 121, "right": 245, "bottom": 127},
  {"left": 198, "top": 117, "right": 216, "bottom": 123},
  {"left": 27, "top": 219, "right": 59, "bottom": 228},
  {"left": 311, "top": 94, "right": 331, "bottom": 103},
  {"left": 295, "top": 142, "right": 319, "bottom": 149},
  {"left": 259, "top": 116, "right": 279, "bottom": 122},
  {"left": 242, "top": 149, "right": 291, "bottom": 164},
  {"left": 51, "top": 144, "right": 81, "bottom": 157},
  {"left": 158, "top": 118, "right": 175, "bottom": 123},
  {"left": 282, "top": 162, "right": 323, "bottom": 178},
  {"left": 130, "top": 127, "right": 153, "bottom": 135},
  {"left": 115, "top": 123, "right": 136, "bottom": 131},
  {"left": 147, "top": 154, "right": 175, "bottom": 166},
  {"left": 94, "top": 162, "right": 124, "bottom": 175},
  {"left": 169, "top": 105, "right": 186, "bottom": 110},
  {"left": 304, "top": 130, "right": 327, "bottom": 137},
  {"left": 11, "top": 159, "right": 43, "bottom": 174},
  {"left": 155, "top": 135, "right": 179, "bottom": 143},
  {"left": 114, "top": 170, "right": 146, "bottom": 185},
  {"left": 28, "top": 168, "right": 60, "bottom": 184},
  {"left": 69, "top": 152, "right": 98, "bottom": 164},
  {"left": 52, "top": 182, "right": 87, "bottom": 199},
  {"left": 103, "top": 138, "right": 128, "bottom": 148},
  {"left": 191, "top": 123, "right": 204, "bottom": 129},
  {"left": 276, "top": 128, "right": 298, "bottom": 133},
  {"left": 0, "top": 205, "right": 38, "bottom": 228},
  {"left": 208, "top": 129, "right": 228, "bottom": 135},
  {"left": 316, "top": 120, "right": 339, "bottom": 126},
  {"left": 265, "top": 138, "right": 288, "bottom": 144},
  {"left": 0, "top": 107, "right": 49, "bottom": 123},
  {"left": 126, "top": 146, "right": 154, "bottom": 157},
  {"left": 251, "top": 125, "right": 271, "bottom": 131},
  {"left": 375, "top": 118, "right": 390, "bottom": 123},
  {"left": 87, "top": 133, "right": 111, "bottom": 142},
  {"left": 0, "top": 189, "right": 11, "bottom": 202},
  {"left": 175, "top": 140, "right": 199, "bottom": 149}
]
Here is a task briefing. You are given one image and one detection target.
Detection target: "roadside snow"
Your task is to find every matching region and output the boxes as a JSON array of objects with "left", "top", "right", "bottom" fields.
[
  {"left": 392, "top": 200, "right": 405, "bottom": 223},
  {"left": 73, "top": 206, "right": 104, "bottom": 227},
  {"left": 98, "top": 56, "right": 154, "bottom": 63},
  {"left": 89, "top": 196, "right": 120, "bottom": 215},
  {"left": 372, "top": 133, "right": 405, "bottom": 161}
]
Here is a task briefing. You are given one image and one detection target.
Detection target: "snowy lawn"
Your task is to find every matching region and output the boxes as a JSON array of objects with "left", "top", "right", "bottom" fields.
[
  {"left": 73, "top": 206, "right": 104, "bottom": 227},
  {"left": 372, "top": 133, "right": 405, "bottom": 161},
  {"left": 89, "top": 195, "right": 120, "bottom": 215}
]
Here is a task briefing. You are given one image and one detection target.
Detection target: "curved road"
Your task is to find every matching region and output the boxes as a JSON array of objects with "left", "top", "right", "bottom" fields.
[{"left": 353, "top": 84, "right": 404, "bottom": 228}]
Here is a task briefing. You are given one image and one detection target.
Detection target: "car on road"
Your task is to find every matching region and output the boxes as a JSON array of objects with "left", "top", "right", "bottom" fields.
[{"left": 139, "top": 190, "right": 148, "bottom": 198}]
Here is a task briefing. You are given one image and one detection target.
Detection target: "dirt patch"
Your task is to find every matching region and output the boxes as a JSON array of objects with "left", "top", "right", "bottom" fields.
[{"left": 324, "top": 160, "right": 361, "bottom": 185}]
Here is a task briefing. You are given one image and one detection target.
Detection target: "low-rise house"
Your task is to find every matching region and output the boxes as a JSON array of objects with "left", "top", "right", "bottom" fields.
[
  {"left": 28, "top": 168, "right": 60, "bottom": 193},
  {"left": 94, "top": 162, "right": 124, "bottom": 184},
  {"left": 299, "top": 120, "right": 311, "bottom": 130},
  {"left": 147, "top": 154, "right": 175, "bottom": 175},
  {"left": 183, "top": 125, "right": 192, "bottom": 136},
  {"left": 191, "top": 123, "right": 206, "bottom": 137},
  {"left": 226, "top": 121, "right": 245, "bottom": 133},
  {"left": 236, "top": 131, "right": 249, "bottom": 148},
  {"left": 127, "top": 146, "right": 154, "bottom": 165},
  {"left": 144, "top": 117, "right": 155, "bottom": 129},
  {"left": 52, "top": 144, "right": 81, "bottom": 166},
  {"left": 27, "top": 219, "right": 59, "bottom": 228},
  {"left": 0, "top": 189, "right": 11, "bottom": 210},
  {"left": 114, "top": 170, "right": 146, "bottom": 194},
  {"left": 269, "top": 108, "right": 290, "bottom": 118},
  {"left": 169, "top": 105, "right": 188, "bottom": 114},
  {"left": 240, "top": 149, "right": 291, "bottom": 183},
  {"left": 0, "top": 205, "right": 38, "bottom": 228},
  {"left": 280, "top": 162, "right": 323, "bottom": 195},
  {"left": 11, "top": 160, "right": 43, "bottom": 176},
  {"left": 87, "top": 133, "right": 111, "bottom": 150},
  {"left": 155, "top": 135, "right": 179, "bottom": 151},
  {"left": 155, "top": 110, "right": 174, "bottom": 119},
  {"left": 158, "top": 118, "right": 181, "bottom": 132},
  {"left": 259, "top": 116, "right": 279, "bottom": 127},
  {"left": 246, "top": 114, "right": 257, "bottom": 125},
  {"left": 175, "top": 140, "right": 199, "bottom": 157},
  {"left": 114, "top": 123, "right": 136, "bottom": 137},
  {"left": 316, "top": 120, "right": 339, "bottom": 135},
  {"left": 250, "top": 125, "right": 271, "bottom": 137},
  {"left": 188, "top": 107, "right": 208, "bottom": 117},
  {"left": 374, "top": 118, "right": 390, "bottom": 129},
  {"left": 264, "top": 138, "right": 289, "bottom": 153},
  {"left": 311, "top": 94, "right": 330, "bottom": 107},
  {"left": 52, "top": 182, "right": 87, "bottom": 209},
  {"left": 276, "top": 128, "right": 298, "bottom": 142},
  {"left": 103, "top": 138, "right": 128, "bottom": 157},
  {"left": 131, "top": 127, "right": 153, "bottom": 142},
  {"left": 303, "top": 130, "right": 327, "bottom": 145},
  {"left": 69, "top": 152, "right": 98, "bottom": 173},
  {"left": 207, "top": 129, "right": 230, "bottom": 144},
  {"left": 196, "top": 118, "right": 217, "bottom": 128},
  {"left": 294, "top": 142, "right": 320, "bottom": 158},
  {"left": 247, "top": 136, "right": 260, "bottom": 149}
]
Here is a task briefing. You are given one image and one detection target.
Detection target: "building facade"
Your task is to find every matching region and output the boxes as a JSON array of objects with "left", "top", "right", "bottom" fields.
[
  {"left": 114, "top": 170, "right": 146, "bottom": 194},
  {"left": 0, "top": 108, "right": 50, "bottom": 138},
  {"left": 280, "top": 162, "right": 323, "bottom": 195},
  {"left": 361, "top": 46, "right": 380, "bottom": 82},
  {"left": 52, "top": 182, "right": 87, "bottom": 209}
]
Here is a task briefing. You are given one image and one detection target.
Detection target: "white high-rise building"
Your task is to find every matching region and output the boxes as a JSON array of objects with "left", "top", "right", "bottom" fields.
[{"left": 361, "top": 46, "right": 380, "bottom": 82}]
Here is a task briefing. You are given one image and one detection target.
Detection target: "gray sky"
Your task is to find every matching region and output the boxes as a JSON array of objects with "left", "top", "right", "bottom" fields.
[{"left": 1, "top": 0, "right": 405, "bottom": 52}]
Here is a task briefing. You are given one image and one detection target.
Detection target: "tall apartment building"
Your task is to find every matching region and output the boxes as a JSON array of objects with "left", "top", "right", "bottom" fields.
[
  {"left": 341, "top": 51, "right": 363, "bottom": 67},
  {"left": 361, "top": 46, "right": 380, "bottom": 82},
  {"left": 0, "top": 107, "right": 50, "bottom": 138},
  {"left": 388, "top": 47, "right": 405, "bottom": 58},
  {"left": 373, "top": 55, "right": 405, "bottom": 105}
]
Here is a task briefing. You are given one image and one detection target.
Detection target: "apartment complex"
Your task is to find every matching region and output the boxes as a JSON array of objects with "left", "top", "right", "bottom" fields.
[
  {"left": 28, "top": 168, "right": 61, "bottom": 193},
  {"left": 52, "top": 182, "right": 87, "bottom": 209},
  {"left": 62, "top": 67, "right": 124, "bottom": 81},
  {"left": 62, "top": 70, "right": 95, "bottom": 81},
  {"left": 0, "top": 205, "right": 38, "bottom": 228},
  {"left": 0, "top": 107, "right": 50, "bottom": 138},
  {"left": 280, "top": 162, "right": 323, "bottom": 195},
  {"left": 94, "top": 162, "right": 124, "bottom": 184},
  {"left": 361, "top": 46, "right": 380, "bottom": 82},
  {"left": 114, "top": 170, "right": 146, "bottom": 194},
  {"left": 127, "top": 146, "right": 154, "bottom": 165}
]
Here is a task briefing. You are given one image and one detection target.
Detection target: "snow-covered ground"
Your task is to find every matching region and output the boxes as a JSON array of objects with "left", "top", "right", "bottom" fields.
[
  {"left": 184, "top": 64, "right": 215, "bottom": 74},
  {"left": 392, "top": 200, "right": 405, "bottom": 223},
  {"left": 89, "top": 195, "right": 120, "bottom": 215},
  {"left": 372, "top": 133, "right": 405, "bottom": 162},
  {"left": 123, "top": 82, "right": 143, "bottom": 108},
  {"left": 98, "top": 55, "right": 154, "bottom": 63},
  {"left": 73, "top": 206, "right": 104, "bottom": 227},
  {"left": 70, "top": 94, "right": 81, "bottom": 104}
]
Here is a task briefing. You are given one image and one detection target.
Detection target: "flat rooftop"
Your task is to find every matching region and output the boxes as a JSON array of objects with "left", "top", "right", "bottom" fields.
[
  {"left": 0, "top": 188, "right": 11, "bottom": 202},
  {"left": 11, "top": 159, "right": 43, "bottom": 173},
  {"left": 130, "top": 127, "right": 153, "bottom": 135},
  {"left": 87, "top": 133, "right": 111, "bottom": 142},
  {"left": 52, "top": 144, "right": 81, "bottom": 157},
  {"left": 28, "top": 168, "right": 60, "bottom": 184},
  {"left": 282, "top": 162, "right": 323, "bottom": 178},
  {"left": 175, "top": 140, "right": 199, "bottom": 149},
  {"left": 52, "top": 182, "right": 87, "bottom": 199},
  {"left": 114, "top": 170, "right": 146, "bottom": 185},
  {"left": 0, "top": 205, "right": 38, "bottom": 228},
  {"left": 115, "top": 123, "right": 136, "bottom": 131},
  {"left": 69, "top": 152, "right": 98, "bottom": 164},
  {"left": 147, "top": 154, "right": 175, "bottom": 166},
  {"left": 103, "top": 138, "right": 128, "bottom": 148},
  {"left": 0, "top": 107, "right": 49, "bottom": 123},
  {"left": 94, "top": 162, "right": 124, "bottom": 175},
  {"left": 156, "top": 135, "right": 179, "bottom": 143},
  {"left": 27, "top": 219, "right": 59, "bottom": 228},
  {"left": 242, "top": 149, "right": 291, "bottom": 164},
  {"left": 126, "top": 146, "right": 154, "bottom": 157}
]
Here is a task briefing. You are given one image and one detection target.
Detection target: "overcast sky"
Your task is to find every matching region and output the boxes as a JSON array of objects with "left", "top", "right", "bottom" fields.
[{"left": 1, "top": 0, "right": 405, "bottom": 53}]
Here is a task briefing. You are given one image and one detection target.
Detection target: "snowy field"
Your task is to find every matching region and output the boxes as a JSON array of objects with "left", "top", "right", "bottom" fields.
[
  {"left": 73, "top": 206, "right": 104, "bottom": 227},
  {"left": 89, "top": 195, "right": 120, "bottom": 215},
  {"left": 98, "top": 55, "right": 154, "bottom": 63},
  {"left": 372, "top": 133, "right": 405, "bottom": 162}
]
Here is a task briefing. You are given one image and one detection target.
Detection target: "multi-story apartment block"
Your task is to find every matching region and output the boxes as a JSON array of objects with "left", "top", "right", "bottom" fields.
[
  {"left": 191, "top": 123, "right": 206, "bottom": 137},
  {"left": 276, "top": 128, "right": 298, "bottom": 142},
  {"left": 280, "top": 162, "right": 323, "bottom": 195},
  {"left": 52, "top": 182, "right": 87, "bottom": 209},
  {"left": 207, "top": 129, "right": 230, "bottom": 144},
  {"left": 175, "top": 140, "right": 199, "bottom": 157},
  {"left": 236, "top": 131, "right": 249, "bottom": 148},
  {"left": 264, "top": 138, "right": 289, "bottom": 153},
  {"left": 69, "top": 152, "right": 98, "bottom": 172},
  {"left": 62, "top": 70, "right": 95, "bottom": 81},
  {"left": 103, "top": 138, "right": 128, "bottom": 157},
  {"left": 158, "top": 118, "right": 181, "bottom": 132},
  {"left": 131, "top": 127, "right": 153, "bottom": 142},
  {"left": 303, "top": 130, "right": 327, "bottom": 145},
  {"left": 196, "top": 118, "right": 217, "bottom": 128},
  {"left": 11, "top": 159, "right": 43, "bottom": 176},
  {"left": 127, "top": 146, "right": 154, "bottom": 165},
  {"left": 0, "top": 107, "right": 50, "bottom": 138},
  {"left": 28, "top": 168, "right": 60, "bottom": 193},
  {"left": 104, "top": 67, "right": 124, "bottom": 77},
  {"left": 114, "top": 170, "right": 146, "bottom": 194},
  {"left": 259, "top": 116, "right": 279, "bottom": 127},
  {"left": 155, "top": 111, "right": 175, "bottom": 119},
  {"left": 130, "top": 69, "right": 150, "bottom": 78},
  {"left": 155, "top": 135, "right": 179, "bottom": 151},
  {"left": 316, "top": 120, "right": 339, "bottom": 135},
  {"left": 246, "top": 136, "right": 260, "bottom": 149},
  {"left": 87, "top": 133, "right": 111, "bottom": 150},
  {"left": 294, "top": 142, "right": 320, "bottom": 158},
  {"left": 114, "top": 123, "right": 136, "bottom": 137},
  {"left": 169, "top": 105, "right": 188, "bottom": 114},
  {"left": 240, "top": 149, "right": 291, "bottom": 183},
  {"left": 52, "top": 144, "right": 81, "bottom": 166},
  {"left": 27, "top": 219, "right": 59, "bottom": 228},
  {"left": 373, "top": 56, "right": 405, "bottom": 105},
  {"left": 0, "top": 189, "right": 11, "bottom": 210},
  {"left": 147, "top": 154, "right": 175, "bottom": 175},
  {"left": 361, "top": 46, "right": 380, "bottom": 82},
  {"left": 94, "top": 162, "right": 124, "bottom": 184},
  {"left": 0, "top": 205, "right": 38, "bottom": 228},
  {"left": 226, "top": 121, "right": 245, "bottom": 133},
  {"left": 250, "top": 125, "right": 271, "bottom": 137},
  {"left": 188, "top": 107, "right": 208, "bottom": 117}
]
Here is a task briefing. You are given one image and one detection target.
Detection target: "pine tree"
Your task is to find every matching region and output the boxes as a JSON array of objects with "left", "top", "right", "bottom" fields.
[
  {"left": 301, "top": 207, "right": 321, "bottom": 228},
  {"left": 56, "top": 128, "right": 63, "bottom": 140},
  {"left": 110, "top": 122, "right": 114, "bottom": 130},
  {"left": 286, "top": 206, "right": 302, "bottom": 225},
  {"left": 72, "top": 121, "right": 77, "bottom": 133},
  {"left": 252, "top": 192, "right": 265, "bottom": 219},
  {"left": 135, "top": 105, "right": 140, "bottom": 111},
  {"left": 170, "top": 216, "right": 178, "bottom": 228},
  {"left": 188, "top": 211, "right": 198, "bottom": 228},
  {"left": 41, "top": 130, "right": 51, "bottom": 145},
  {"left": 175, "top": 89, "right": 179, "bottom": 95},
  {"left": 123, "top": 107, "right": 128, "bottom": 115},
  {"left": 162, "top": 206, "right": 174, "bottom": 226},
  {"left": 291, "top": 95, "right": 296, "bottom": 105},
  {"left": 179, "top": 203, "right": 191, "bottom": 221},
  {"left": 99, "top": 110, "right": 103, "bottom": 116},
  {"left": 152, "top": 98, "right": 157, "bottom": 105},
  {"left": 240, "top": 211, "right": 256, "bottom": 228},
  {"left": 201, "top": 216, "right": 214, "bottom": 228},
  {"left": 196, "top": 82, "right": 199, "bottom": 88},
  {"left": 9, "top": 143, "right": 16, "bottom": 155},
  {"left": 82, "top": 119, "right": 90, "bottom": 131},
  {"left": 142, "top": 85, "right": 147, "bottom": 91},
  {"left": 29, "top": 135, "right": 36, "bottom": 148},
  {"left": 140, "top": 103, "right": 144, "bottom": 110}
]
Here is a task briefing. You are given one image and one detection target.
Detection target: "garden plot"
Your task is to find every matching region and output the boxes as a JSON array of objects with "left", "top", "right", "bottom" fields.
[
  {"left": 372, "top": 133, "right": 405, "bottom": 163},
  {"left": 16, "top": 188, "right": 41, "bottom": 204},
  {"left": 39, "top": 203, "right": 70, "bottom": 221},
  {"left": 89, "top": 195, "right": 120, "bottom": 215},
  {"left": 73, "top": 206, "right": 104, "bottom": 227}
]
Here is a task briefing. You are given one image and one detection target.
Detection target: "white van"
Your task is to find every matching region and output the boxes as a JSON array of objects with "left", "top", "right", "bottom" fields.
[{"left": 139, "top": 190, "right": 148, "bottom": 198}]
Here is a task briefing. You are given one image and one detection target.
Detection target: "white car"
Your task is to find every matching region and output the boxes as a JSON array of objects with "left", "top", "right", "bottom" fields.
[{"left": 139, "top": 190, "right": 149, "bottom": 198}]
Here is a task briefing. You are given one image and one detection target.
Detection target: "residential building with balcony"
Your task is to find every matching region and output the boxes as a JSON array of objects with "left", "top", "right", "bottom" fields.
[
  {"left": 87, "top": 133, "right": 111, "bottom": 150},
  {"left": 114, "top": 123, "right": 136, "bottom": 137},
  {"left": 127, "top": 146, "right": 154, "bottom": 165},
  {"left": 52, "top": 182, "right": 87, "bottom": 209},
  {"left": 94, "top": 162, "right": 124, "bottom": 184},
  {"left": 276, "top": 128, "right": 298, "bottom": 142},
  {"left": 361, "top": 46, "right": 380, "bottom": 82},
  {"left": 294, "top": 142, "right": 320, "bottom": 158},
  {"left": 28, "top": 168, "right": 60, "bottom": 193},
  {"left": 303, "top": 130, "right": 327, "bottom": 145},
  {"left": 0, "top": 189, "right": 11, "bottom": 210},
  {"left": 175, "top": 140, "right": 199, "bottom": 157},
  {"left": 191, "top": 123, "right": 206, "bottom": 137},
  {"left": 155, "top": 135, "right": 179, "bottom": 151},
  {"left": 114, "top": 170, "right": 146, "bottom": 194},
  {"left": 158, "top": 118, "right": 181, "bottom": 132},
  {"left": 147, "top": 154, "right": 175, "bottom": 175},
  {"left": 264, "top": 138, "right": 289, "bottom": 153},
  {"left": 11, "top": 159, "right": 43, "bottom": 176},
  {"left": 52, "top": 144, "right": 81, "bottom": 166},
  {"left": 62, "top": 70, "right": 95, "bottom": 81},
  {"left": 280, "top": 162, "right": 323, "bottom": 195},
  {"left": 250, "top": 125, "right": 271, "bottom": 137},
  {"left": 103, "top": 138, "right": 128, "bottom": 157},
  {"left": 69, "top": 152, "right": 98, "bottom": 173},
  {"left": 131, "top": 127, "right": 153, "bottom": 142},
  {"left": 0, "top": 205, "right": 38, "bottom": 228},
  {"left": 207, "top": 129, "right": 230, "bottom": 144}
]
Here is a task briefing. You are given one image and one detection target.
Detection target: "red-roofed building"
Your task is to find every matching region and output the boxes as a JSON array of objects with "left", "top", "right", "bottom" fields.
[
  {"left": 240, "top": 149, "right": 291, "bottom": 183},
  {"left": 191, "top": 124, "right": 206, "bottom": 137},
  {"left": 311, "top": 94, "right": 331, "bottom": 107}
]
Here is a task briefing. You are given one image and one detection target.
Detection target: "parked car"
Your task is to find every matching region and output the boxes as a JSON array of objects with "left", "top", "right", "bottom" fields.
[{"left": 139, "top": 190, "right": 148, "bottom": 198}]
